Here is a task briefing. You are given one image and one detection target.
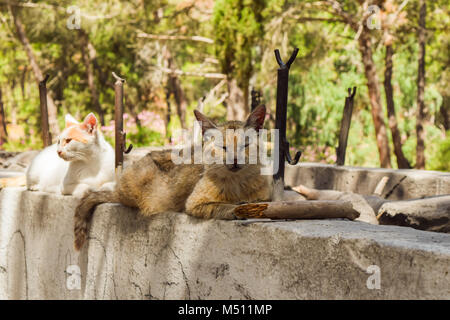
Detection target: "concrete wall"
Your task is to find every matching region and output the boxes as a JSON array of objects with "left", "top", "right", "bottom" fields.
[
  {"left": 286, "top": 163, "right": 450, "bottom": 200},
  {"left": 1, "top": 187, "right": 449, "bottom": 300}
]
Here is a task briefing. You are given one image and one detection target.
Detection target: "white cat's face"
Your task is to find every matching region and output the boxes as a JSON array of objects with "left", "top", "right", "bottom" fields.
[{"left": 56, "top": 113, "right": 98, "bottom": 162}]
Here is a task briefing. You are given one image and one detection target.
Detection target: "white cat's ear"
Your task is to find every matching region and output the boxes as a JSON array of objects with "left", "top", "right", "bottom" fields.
[
  {"left": 65, "top": 114, "right": 79, "bottom": 128},
  {"left": 82, "top": 113, "right": 98, "bottom": 134},
  {"left": 245, "top": 105, "right": 266, "bottom": 130},
  {"left": 194, "top": 110, "right": 217, "bottom": 135}
]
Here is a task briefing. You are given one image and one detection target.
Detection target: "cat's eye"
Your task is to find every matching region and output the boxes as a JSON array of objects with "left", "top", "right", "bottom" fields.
[{"left": 65, "top": 138, "right": 72, "bottom": 144}]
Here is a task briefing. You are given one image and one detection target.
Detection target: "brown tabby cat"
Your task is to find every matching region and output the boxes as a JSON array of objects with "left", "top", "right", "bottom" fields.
[{"left": 74, "top": 106, "right": 271, "bottom": 250}]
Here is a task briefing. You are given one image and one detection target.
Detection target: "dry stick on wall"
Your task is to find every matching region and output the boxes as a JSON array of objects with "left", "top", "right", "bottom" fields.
[
  {"left": 112, "top": 72, "right": 133, "bottom": 180},
  {"left": 38, "top": 74, "right": 52, "bottom": 147},
  {"left": 336, "top": 87, "right": 357, "bottom": 166},
  {"left": 234, "top": 200, "right": 359, "bottom": 220}
]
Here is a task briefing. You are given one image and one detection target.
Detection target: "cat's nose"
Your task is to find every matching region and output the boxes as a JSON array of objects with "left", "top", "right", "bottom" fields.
[{"left": 57, "top": 150, "right": 62, "bottom": 156}]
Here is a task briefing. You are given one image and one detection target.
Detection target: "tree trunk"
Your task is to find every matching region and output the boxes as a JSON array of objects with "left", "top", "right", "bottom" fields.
[
  {"left": 440, "top": 96, "right": 450, "bottom": 131},
  {"left": 0, "top": 88, "right": 7, "bottom": 145},
  {"left": 164, "top": 49, "right": 187, "bottom": 129},
  {"left": 20, "top": 67, "right": 27, "bottom": 100},
  {"left": 9, "top": 5, "right": 60, "bottom": 136},
  {"left": 358, "top": 31, "right": 392, "bottom": 168},
  {"left": 167, "top": 68, "right": 187, "bottom": 129},
  {"left": 79, "top": 30, "right": 104, "bottom": 125},
  {"left": 384, "top": 44, "right": 411, "bottom": 169},
  {"left": 165, "top": 87, "right": 172, "bottom": 143},
  {"left": 225, "top": 77, "right": 248, "bottom": 121},
  {"left": 416, "top": 0, "right": 427, "bottom": 169},
  {"left": 9, "top": 82, "right": 17, "bottom": 125}
]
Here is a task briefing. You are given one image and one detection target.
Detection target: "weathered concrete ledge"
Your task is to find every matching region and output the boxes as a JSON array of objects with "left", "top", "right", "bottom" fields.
[
  {"left": 286, "top": 162, "right": 450, "bottom": 200},
  {"left": 0, "top": 187, "right": 449, "bottom": 300}
]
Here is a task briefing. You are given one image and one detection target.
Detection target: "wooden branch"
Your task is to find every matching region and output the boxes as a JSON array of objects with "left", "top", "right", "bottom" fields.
[
  {"left": 0, "top": 0, "right": 119, "bottom": 20},
  {"left": 324, "top": 0, "right": 359, "bottom": 30},
  {"left": 137, "top": 30, "right": 214, "bottom": 44},
  {"left": 234, "top": 200, "right": 359, "bottom": 220},
  {"left": 206, "top": 79, "right": 227, "bottom": 99},
  {"left": 1, "top": 0, "right": 55, "bottom": 10},
  {"left": 295, "top": 16, "right": 345, "bottom": 23},
  {"left": 373, "top": 176, "right": 389, "bottom": 196},
  {"left": 213, "top": 92, "right": 229, "bottom": 107},
  {"left": 158, "top": 66, "right": 226, "bottom": 79}
]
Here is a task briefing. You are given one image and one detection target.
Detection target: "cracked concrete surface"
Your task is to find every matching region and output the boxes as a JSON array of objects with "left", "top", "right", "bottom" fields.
[{"left": 0, "top": 187, "right": 449, "bottom": 299}]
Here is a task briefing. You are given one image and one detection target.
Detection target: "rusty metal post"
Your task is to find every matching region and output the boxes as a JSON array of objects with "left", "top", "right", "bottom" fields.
[
  {"left": 272, "top": 48, "right": 302, "bottom": 202},
  {"left": 113, "top": 72, "right": 132, "bottom": 180},
  {"left": 39, "top": 74, "right": 52, "bottom": 147},
  {"left": 336, "top": 87, "right": 357, "bottom": 166}
]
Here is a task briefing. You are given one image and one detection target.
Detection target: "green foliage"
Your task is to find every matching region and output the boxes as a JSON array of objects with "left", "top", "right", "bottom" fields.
[
  {"left": 213, "top": 0, "right": 266, "bottom": 86},
  {"left": 127, "top": 126, "right": 164, "bottom": 148},
  {"left": 0, "top": 0, "right": 448, "bottom": 171},
  {"left": 427, "top": 131, "right": 450, "bottom": 172}
]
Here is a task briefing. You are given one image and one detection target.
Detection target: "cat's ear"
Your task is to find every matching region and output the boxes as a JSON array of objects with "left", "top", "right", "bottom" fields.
[
  {"left": 194, "top": 110, "right": 217, "bottom": 135},
  {"left": 65, "top": 114, "right": 79, "bottom": 128},
  {"left": 81, "top": 113, "right": 98, "bottom": 134},
  {"left": 245, "top": 105, "right": 266, "bottom": 130}
]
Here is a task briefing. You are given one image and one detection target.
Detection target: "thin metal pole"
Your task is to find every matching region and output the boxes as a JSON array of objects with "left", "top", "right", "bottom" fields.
[
  {"left": 113, "top": 72, "right": 126, "bottom": 180},
  {"left": 38, "top": 74, "right": 52, "bottom": 147}
]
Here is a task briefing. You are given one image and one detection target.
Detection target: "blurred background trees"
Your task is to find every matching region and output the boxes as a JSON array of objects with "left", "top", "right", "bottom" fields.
[{"left": 0, "top": 0, "right": 448, "bottom": 171}]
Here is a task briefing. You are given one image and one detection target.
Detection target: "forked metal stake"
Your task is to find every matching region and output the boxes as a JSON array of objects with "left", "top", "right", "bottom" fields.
[{"left": 272, "top": 48, "right": 302, "bottom": 202}]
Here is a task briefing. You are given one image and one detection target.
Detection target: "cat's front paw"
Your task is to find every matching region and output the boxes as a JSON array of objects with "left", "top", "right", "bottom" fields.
[
  {"left": 62, "top": 183, "right": 92, "bottom": 198},
  {"left": 72, "top": 186, "right": 92, "bottom": 198},
  {"left": 99, "top": 182, "right": 116, "bottom": 192},
  {"left": 27, "top": 185, "right": 39, "bottom": 191}
]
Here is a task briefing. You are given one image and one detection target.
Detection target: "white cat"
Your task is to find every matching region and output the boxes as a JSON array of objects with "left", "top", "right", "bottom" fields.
[{"left": 26, "top": 113, "right": 115, "bottom": 197}]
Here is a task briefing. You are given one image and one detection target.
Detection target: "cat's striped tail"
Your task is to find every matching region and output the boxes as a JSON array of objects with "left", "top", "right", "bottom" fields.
[{"left": 74, "top": 190, "right": 119, "bottom": 251}]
